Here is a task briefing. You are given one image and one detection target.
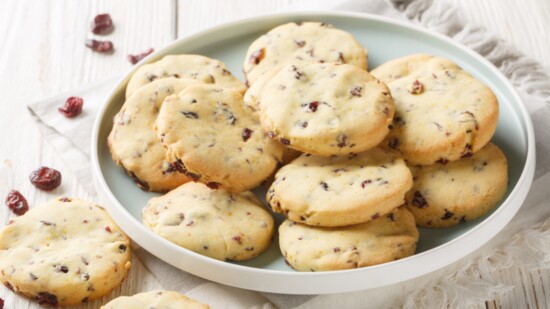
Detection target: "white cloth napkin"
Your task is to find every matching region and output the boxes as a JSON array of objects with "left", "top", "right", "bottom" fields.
[{"left": 27, "top": 0, "right": 550, "bottom": 308}]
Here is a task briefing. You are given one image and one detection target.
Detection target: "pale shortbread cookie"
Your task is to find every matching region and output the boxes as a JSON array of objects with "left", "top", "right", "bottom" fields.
[
  {"left": 109, "top": 78, "right": 201, "bottom": 192},
  {"left": 243, "top": 21, "right": 367, "bottom": 85},
  {"left": 101, "top": 290, "right": 209, "bottom": 309},
  {"left": 0, "top": 197, "right": 131, "bottom": 306},
  {"left": 259, "top": 63, "right": 394, "bottom": 156},
  {"left": 279, "top": 207, "right": 418, "bottom": 271},
  {"left": 405, "top": 143, "right": 508, "bottom": 228},
  {"left": 143, "top": 182, "right": 274, "bottom": 261},
  {"left": 370, "top": 54, "right": 499, "bottom": 165},
  {"left": 268, "top": 148, "right": 413, "bottom": 227},
  {"left": 126, "top": 54, "right": 246, "bottom": 97},
  {"left": 157, "top": 84, "right": 284, "bottom": 192}
]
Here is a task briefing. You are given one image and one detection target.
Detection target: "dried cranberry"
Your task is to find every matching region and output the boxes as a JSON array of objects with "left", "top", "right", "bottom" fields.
[
  {"left": 36, "top": 292, "right": 58, "bottom": 306},
  {"left": 58, "top": 96, "right": 83, "bottom": 118},
  {"left": 29, "top": 167, "right": 61, "bottom": 191},
  {"left": 5, "top": 190, "right": 29, "bottom": 215},
  {"left": 91, "top": 13, "right": 113, "bottom": 35},
  {"left": 128, "top": 48, "right": 154, "bottom": 65},
  {"left": 411, "top": 191, "right": 428, "bottom": 208},
  {"left": 249, "top": 48, "right": 265, "bottom": 64},
  {"left": 0, "top": 297, "right": 4, "bottom": 308},
  {"left": 206, "top": 182, "right": 220, "bottom": 189},
  {"left": 408, "top": 80, "right": 423, "bottom": 94},
  {"left": 242, "top": 128, "right": 253, "bottom": 142},
  {"left": 307, "top": 101, "right": 319, "bottom": 112},
  {"left": 85, "top": 39, "right": 114, "bottom": 53}
]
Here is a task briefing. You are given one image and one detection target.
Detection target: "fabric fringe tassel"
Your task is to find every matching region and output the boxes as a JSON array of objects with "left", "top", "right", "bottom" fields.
[
  {"left": 390, "top": 0, "right": 550, "bottom": 104},
  {"left": 403, "top": 220, "right": 550, "bottom": 308}
]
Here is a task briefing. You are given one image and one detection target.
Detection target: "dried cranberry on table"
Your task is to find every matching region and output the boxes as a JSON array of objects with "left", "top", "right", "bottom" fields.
[
  {"left": 91, "top": 13, "right": 114, "bottom": 35},
  {"left": 58, "top": 96, "right": 83, "bottom": 118},
  {"left": 29, "top": 167, "right": 62, "bottom": 191},
  {"left": 128, "top": 48, "right": 154, "bottom": 65},
  {"left": 85, "top": 39, "right": 114, "bottom": 53},
  {"left": 5, "top": 190, "right": 29, "bottom": 216},
  {"left": 0, "top": 297, "right": 3, "bottom": 309}
]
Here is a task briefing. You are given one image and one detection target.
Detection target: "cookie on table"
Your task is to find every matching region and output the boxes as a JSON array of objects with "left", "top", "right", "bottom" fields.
[
  {"left": 156, "top": 84, "right": 284, "bottom": 192},
  {"left": 126, "top": 54, "right": 246, "bottom": 97},
  {"left": 370, "top": 54, "right": 499, "bottom": 165},
  {"left": 279, "top": 207, "right": 419, "bottom": 272},
  {"left": 243, "top": 21, "right": 367, "bottom": 85},
  {"left": 101, "top": 290, "right": 209, "bottom": 309},
  {"left": 143, "top": 182, "right": 274, "bottom": 261},
  {"left": 109, "top": 78, "right": 201, "bottom": 192},
  {"left": 268, "top": 148, "right": 413, "bottom": 227},
  {"left": 405, "top": 143, "right": 508, "bottom": 228},
  {"left": 0, "top": 197, "right": 131, "bottom": 306},
  {"left": 259, "top": 63, "right": 394, "bottom": 156}
]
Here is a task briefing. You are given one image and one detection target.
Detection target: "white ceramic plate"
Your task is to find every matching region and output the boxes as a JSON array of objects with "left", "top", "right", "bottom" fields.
[{"left": 91, "top": 11, "right": 535, "bottom": 294}]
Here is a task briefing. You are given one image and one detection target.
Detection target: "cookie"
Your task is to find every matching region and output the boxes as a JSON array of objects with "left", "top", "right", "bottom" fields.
[
  {"left": 279, "top": 207, "right": 419, "bottom": 271},
  {"left": 109, "top": 78, "right": 201, "bottom": 192},
  {"left": 268, "top": 148, "right": 413, "bottom": 227},
  {"left": 259, "top": 63, "right": 394, "bottom": 156},
  {"left": 101, "top": 290, "right": 209, "bottom": 309},
  {"left": 243, "top": 21, "right": 367, "bottom": 85},
  {"left": 143, "top": 182, "right": 274, "bottom": 261},
  {"left": 0, "top": 197, "right": 131, "bottom": 306},
  {"left": 370, "top": 54, "right": 499, "bottom": 165},
  {"left": 126, "top": 54, "right": 246, "bottom": 97},
  {"left": 405, "top": 143, "right": 508, "bottom": 228},
  {"left": 156, "top": 84, "right": 284, "bottom": 192}
]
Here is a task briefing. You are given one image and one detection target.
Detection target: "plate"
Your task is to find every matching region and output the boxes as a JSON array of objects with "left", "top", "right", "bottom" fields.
[{"left": 91, "top": 11, "right": 535, "bottom": 294}]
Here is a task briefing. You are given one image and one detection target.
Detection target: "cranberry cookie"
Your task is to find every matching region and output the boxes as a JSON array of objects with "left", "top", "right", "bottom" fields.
[
  {"left": 143, "top": 182, "right": 274, "bottom": 261},
  {"left": 156, "top": 84, "right": 284, "bottom": 192},
  {"left": 279, "top": 207, "right": 418, "bottom": 271},
  {"left": 102, "top": 290, "right": 209, "bottom": 309},
  {"left": 126, "top": 54, "right": 246, "bottom": 97},
  {"left": 268, "top": 148, "right": 413, "bottom": 227},
  {"left": 405, "top": 143, "right": 508, "bottom": 228},
  {"left": 259, "top": 63, "right": 394, "bottom": 156},
  {"left": 243, "top": 21, "right": 367, "bottom": 85},
  {"left": 0, "top": 197, "right": 131, "bottom": 306},
  {"left": 371, "top": 54, "right": 499, "bottom": 165}
]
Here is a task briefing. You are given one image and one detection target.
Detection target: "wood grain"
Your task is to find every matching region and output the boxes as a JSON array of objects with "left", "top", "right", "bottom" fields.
[{"left": 0, "top": 0, "right": 549, "bottom": 308}]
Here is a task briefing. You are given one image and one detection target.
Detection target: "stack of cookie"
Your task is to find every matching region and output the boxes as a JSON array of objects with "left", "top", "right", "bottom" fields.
[
  {"left": 243, "top": 22, "right": 419, "bottom": 271},
  {"left": 370, "top": 54, "right": 508, "bottom": 228},
  {"left": 106, "top": 21, "right": 508, "bottom": 272}
]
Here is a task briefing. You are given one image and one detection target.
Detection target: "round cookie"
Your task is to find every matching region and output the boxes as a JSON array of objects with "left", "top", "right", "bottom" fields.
[
  {"left": 259, "top": 63, "right": 394, "bottom": 156},
  {"left": 156, "top": 84, "right": 284, "bottom": 192},
  {"left": 370, "top": 54, "right": 499, "bottom": 165},
  {"left": 405, "top": 143, "right": 508, "bottom": 228},
  {"left": 267, "top": 148, "right": 413, "bottom": 227},
  {"left": 126, "top": 54, "right": 246, "bottom": 97},
  {"left": 0, "top": 197, "right": 131, "bottom": 306},
  {"left": 109, "top": 78, "right": 201, "bottom": 192},
  {"left": 279, "top": 207, "right": 419, "bottom": 272},
  {"left": 101, "top": 290, "right": 209, "bottom": 309},
  {"left": 143, "top": 182, "right": 274, "bottom": 261},
  {"left": 243, "top": 21, "right": 368, "bottom": 85}
]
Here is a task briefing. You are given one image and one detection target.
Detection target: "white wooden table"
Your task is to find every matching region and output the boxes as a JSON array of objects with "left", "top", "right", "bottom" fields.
[{"left": 1, "top": 0, "right": 549, "bottom": 308}]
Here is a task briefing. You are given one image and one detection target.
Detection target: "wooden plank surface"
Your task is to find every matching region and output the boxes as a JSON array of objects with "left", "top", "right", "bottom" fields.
[{"left": 0, "top": 0, "right": 549, "bottom": 308}]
